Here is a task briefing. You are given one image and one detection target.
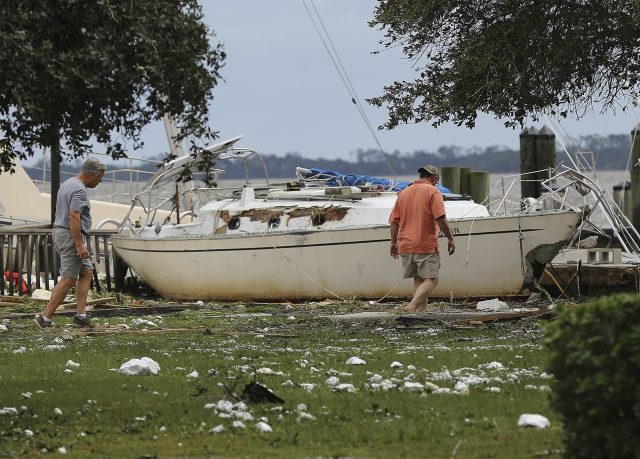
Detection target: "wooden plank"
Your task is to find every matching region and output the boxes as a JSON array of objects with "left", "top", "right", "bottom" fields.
[{"left": 61, "top": 297, "right": 117, "bottom": 310}]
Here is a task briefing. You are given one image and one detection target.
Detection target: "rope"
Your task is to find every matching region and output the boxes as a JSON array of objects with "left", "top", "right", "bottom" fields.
[{"left": 302, "top": 0, "right": 398, "bottom": 179}]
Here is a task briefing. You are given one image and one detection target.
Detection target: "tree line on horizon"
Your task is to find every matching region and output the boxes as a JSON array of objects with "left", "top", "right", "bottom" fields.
[{"left": 23, "top": 133, "right": 633, "bottom": 182}]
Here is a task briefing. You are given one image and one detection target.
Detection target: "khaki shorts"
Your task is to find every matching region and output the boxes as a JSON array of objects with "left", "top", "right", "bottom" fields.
[
  {"left": 400, "top": 252, "right": 440, "bottom": 279},
  {"left": 53, "top": 227, "right": 93, "bottom": 280}
]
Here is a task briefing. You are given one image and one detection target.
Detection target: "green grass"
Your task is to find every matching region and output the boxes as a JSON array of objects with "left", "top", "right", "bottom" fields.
[{"left": 0, "top": 304, "right": 564, "bottom": 458}]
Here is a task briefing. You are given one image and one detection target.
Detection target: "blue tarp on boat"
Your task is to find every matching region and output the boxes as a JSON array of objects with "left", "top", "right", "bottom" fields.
[{"left": 302, "top": 167, "right": 451, "bottom": 193}]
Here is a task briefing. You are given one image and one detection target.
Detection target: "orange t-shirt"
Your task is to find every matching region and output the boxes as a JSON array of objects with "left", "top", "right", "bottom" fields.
[{"left": 388, "top": 180, "right": 446, "bottom": 254}]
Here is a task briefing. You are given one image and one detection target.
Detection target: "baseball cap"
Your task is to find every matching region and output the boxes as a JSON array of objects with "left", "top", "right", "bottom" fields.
[{"left": 418, "top": 165, "right": 439, "bottom": 177}]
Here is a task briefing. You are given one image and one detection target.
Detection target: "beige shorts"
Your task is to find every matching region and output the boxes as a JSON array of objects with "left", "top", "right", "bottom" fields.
[{"left": 400, "top": 252, "right": 440, "bottom": 279}]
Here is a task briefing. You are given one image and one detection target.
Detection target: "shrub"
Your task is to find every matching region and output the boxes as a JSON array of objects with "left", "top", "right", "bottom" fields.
[{"left": 545, "top": 294, "right": 640, "bottom": 458}]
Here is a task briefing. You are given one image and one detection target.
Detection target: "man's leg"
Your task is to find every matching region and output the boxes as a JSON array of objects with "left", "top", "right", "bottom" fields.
[
  {"left": 41, "top": 277, "right": 77, "bottom": 319},
  {"left": 74, "top": 270, "right": 93, "bottom": 316},
  {"left": 404, "top": 277, "right": 438, "bottom": 312}
]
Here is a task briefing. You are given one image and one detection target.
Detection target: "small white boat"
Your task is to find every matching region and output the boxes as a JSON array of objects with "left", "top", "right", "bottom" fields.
[{"left": 111, "top": 136, "right": 588, "bottom": 300}]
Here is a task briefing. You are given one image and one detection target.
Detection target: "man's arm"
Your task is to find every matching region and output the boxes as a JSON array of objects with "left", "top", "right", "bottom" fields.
[
  {"left": 390, "top": 222, "right": 399, "bottom": 259},
  {"left": 436, "top": 216, "right": 456, "bottom": 255},
  {"left": 69, "top": 211, "right": 89, "bottom": 259}
]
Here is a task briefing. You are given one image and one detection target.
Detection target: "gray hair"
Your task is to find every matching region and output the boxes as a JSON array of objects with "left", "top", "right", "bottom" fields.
[{"left": 81, "top": 158, "right": 106, "bottom": 176}]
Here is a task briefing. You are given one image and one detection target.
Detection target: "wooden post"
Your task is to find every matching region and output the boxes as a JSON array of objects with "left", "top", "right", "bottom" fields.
[
  {"left": 113, "top": 250, "right": 128, "bottom": 292},
  {"left": 520, "top": 126, "right": 538, "bottom": 199},
  {"left": 631, "top": 124, "right": 640, "bottom": 232},
  {"left": 440, "top": 167, "right": 460, "bottom": 194},
  {"left": 459, "top": 167, "right": 472, "bottom": 195},
  {"left": 535, "top": 125, "right": 556, "bottom": 195},
  {"left": 470, "top": 171, "right": 490, "bottom": 209}
]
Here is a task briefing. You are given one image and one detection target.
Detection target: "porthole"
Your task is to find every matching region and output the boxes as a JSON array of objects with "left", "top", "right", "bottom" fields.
[
  {"left": 228, "top": 216, "right": 240, "bottom": 230},
  {"left": 311, "top": 214, "right": 325, "bottom": 226},
  {"left": 268, "top": 216, "right": 280, "bottom": 229}
]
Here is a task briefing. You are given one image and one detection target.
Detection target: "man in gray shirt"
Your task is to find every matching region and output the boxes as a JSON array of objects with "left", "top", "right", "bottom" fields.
[{"left": 34, "top": 158, "right": 106, "bottom": 328}]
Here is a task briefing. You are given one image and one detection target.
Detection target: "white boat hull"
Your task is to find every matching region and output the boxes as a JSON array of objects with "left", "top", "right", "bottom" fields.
[{"left": 111, "top": 210, "right": 583, "bottom": 300}]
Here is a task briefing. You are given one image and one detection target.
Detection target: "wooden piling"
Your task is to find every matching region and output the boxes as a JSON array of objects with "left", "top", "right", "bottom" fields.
[
  {"left": 535, "top": 125, "right": 556, "bottom": 194},
  {"left": 470, "top": 171, "right": 490, "bottom": 208},
  {"left": 520, "top": 126, "right": 538, "bottom": 199},
  {"left": 440, "top": 166, "right": 460, "bottom": 194},
  {"left": 631, "top": 124, "right": 640, "bottom": 232},
  {"left": 459, "top": 167, "right": 472, "bottom": 195}
]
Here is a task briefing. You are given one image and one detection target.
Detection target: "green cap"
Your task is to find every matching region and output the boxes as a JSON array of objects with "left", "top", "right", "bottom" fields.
[{"left": 418, "top": 165, "right": 439, "bottom": 177}]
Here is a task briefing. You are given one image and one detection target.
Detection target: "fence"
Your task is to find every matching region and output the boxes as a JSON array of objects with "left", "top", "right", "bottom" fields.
[{"left": 0, "top": 225, "right": 122, "bottom": 296}]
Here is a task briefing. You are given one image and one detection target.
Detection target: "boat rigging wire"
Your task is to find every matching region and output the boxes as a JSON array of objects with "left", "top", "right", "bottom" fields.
[{"left": 302, "top": 0, "right": 398, "bottom": 179}]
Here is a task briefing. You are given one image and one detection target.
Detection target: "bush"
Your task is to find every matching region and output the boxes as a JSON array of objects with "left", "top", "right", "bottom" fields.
[{"left": 545, "top": 294, "right": 640, "bottom": 458}]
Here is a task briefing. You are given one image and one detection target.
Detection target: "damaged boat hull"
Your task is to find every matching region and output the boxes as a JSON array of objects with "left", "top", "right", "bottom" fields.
[{"left": 111, "top": 210, "right": 583, "bottom": 300}]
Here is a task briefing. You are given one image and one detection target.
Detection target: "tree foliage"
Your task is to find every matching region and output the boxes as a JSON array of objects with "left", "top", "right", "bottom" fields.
[
  {"left": 368, "top": 0, "right": 640, "bottom": 130},
  {"left": 0, "top": 0, "right": 225, "bottom": 183}
]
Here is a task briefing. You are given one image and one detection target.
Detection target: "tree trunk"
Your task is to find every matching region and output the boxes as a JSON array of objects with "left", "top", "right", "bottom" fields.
[{"left": 49, "top": 127, "right": 61, "bottom": 227}]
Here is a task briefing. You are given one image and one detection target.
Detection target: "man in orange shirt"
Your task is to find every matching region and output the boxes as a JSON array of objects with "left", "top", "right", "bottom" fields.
[{"left": 389, "top": 165, "right": 455, "bottom": 312}]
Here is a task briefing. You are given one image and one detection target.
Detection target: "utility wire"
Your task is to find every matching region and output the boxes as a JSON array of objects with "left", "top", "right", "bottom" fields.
[{"left": 302, "top": 0, "right": 398, "bottom": 178}]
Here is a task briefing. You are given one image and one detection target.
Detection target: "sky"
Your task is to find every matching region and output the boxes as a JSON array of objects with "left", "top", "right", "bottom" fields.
[{"left": 137, "top": 1, "right": 640, "bottom": 160}]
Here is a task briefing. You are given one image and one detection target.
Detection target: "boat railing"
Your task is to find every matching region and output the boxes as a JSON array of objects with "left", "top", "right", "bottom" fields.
[{"left": 489, "top": 166, "right": 640, "bottom": 254}]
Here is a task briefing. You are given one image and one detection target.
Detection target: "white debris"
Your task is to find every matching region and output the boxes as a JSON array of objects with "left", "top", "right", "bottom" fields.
[
  {"left": 233, "top": 402, "right": 248, "bottom": 412},
  {"left": 297, "top": 412, "right": 316, "bottom": 421},
  {"left": 134, "top": 416, "right": 146, "bottom": 422},
  {"left": 424, "top": 381, "right": 440, "bottom": 392},
  {"left": 485, "top": 387, "right": 502, "bottom": 393},
  {"left": 31, "top": 289, "right": 52, "bottom": 300},
  {"left": 377, "top": 379, "right": 397, "bottom": 391},
  {"left": 454, "top": 381, "right": 469, "bottom": 392},
  {"left": 433, "top": 388, "right": 453, "bottom": 395},
  {"left": 256, "top": 367, "right": 284, "bottom": 376},
  {"left": 63, "top": 369, "right": 73, "bottom": 374},
  {"left": 209, "top": 424, "right": 224, "bottom": 434},
  {"left": 186, "top": 371, "right": 199, "bottom": 380},
  {"left": 21, "top": 392, "right": 32, "bottom": 399},
  {"left": 132, "top": 318, "right": 158, "bottom": 327},
  {"left": 65, "top": 360, "right": 80, "bottom": 369},
  {"left": 369, "top": 374, "right": 383, "bottom": 384},
  {"left": 115, "top": 324, "right": 130, "bottom": 330},
  {"left": 287, "top": 315, "right": 296, "bottom": 321},
  {"left": 518, "top": 414, "right": 550, "bottom": 428},
  {"left": 325, "top": 376, "right": 340, "bottom": 387},
  {"left": 390, "top": 361, "right": 403, "bottom": 369},
  {"left": 538, "top": 385, "right": 552, "bottom": 392},
  {"left": 403, "top": 382, "right": 424, "bottom": 392},
  {"left": 479, "top": 361, "right": 504, "bottom": 370},
  {"left": 203, "top": 403, "right": 216, "bottom": 410},
  {"left": 13, "top": 347, "right": 26, "bottom": 354},
  {"left": 476, "top": 298, "right": 509, "bottom": 312},
  {"left": 0, "top": 324, "right": 7, "bottom": 332},
  {"left": 43, "top": 345, "right": 65, "bottom": 351},
  {"left": 300, "top": 383, "right": 315, "bottom": 392},
  {"left": 216, "top": 400, "right": 234, "bottom": 413},
  {"left": 296, "top": 403, "right": 307, "bottom": 412},
  {"left": 281, "top": 380, "right": 295, "bottom": 387},
  {"left": 255, "top": 421, "right": 272, "bottom": 432},
  {"left": 159, "top": 426, "right": 167, "bottom": 432},
  {"left": 54, "top": 408, "right": 63, "bottom": 416},
  {"left": 24, "top": 429, "right": 34, "bottom": 437},
  {"left": 195, "top": 300, "right": 204, "bottom": 306},
  {"left": 345, "top": 356, "right": 366, "bottom": 365},
  {"left": 524, "top": 385, "right": 538, "bottom": 391},
  {"left": 403, "top": 373, "right": 416, "bottom": 381},
  {"left": 407, "top": 364, "right": 416, "bottom": 370},
  {"left": 232, "top": 421, "right": 246, "bottom": 429},
  {"left": 58, "top": 446, "right": 68, "bottom": 454},
  {"left": 234, "top": 411, "right": 254, "bottom": 422},
  {"left": 118, "top": 357, "right": 160, "bottom": 376},
  {"left": 0, "top": 407, "right": 18, "bottom": 416},
  {"left": 334, "top": 383, "right": 356, "bottom": 393}
]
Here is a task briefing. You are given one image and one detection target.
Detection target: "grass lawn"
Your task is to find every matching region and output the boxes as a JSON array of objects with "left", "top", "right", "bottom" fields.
[{"left": 0, "top": 300, "right": 564, "bottom": 458}]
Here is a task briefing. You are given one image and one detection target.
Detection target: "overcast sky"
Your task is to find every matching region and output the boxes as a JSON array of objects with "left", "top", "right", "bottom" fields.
[{"left": 137, "top": 0, "right": 640, "bottom": 160}]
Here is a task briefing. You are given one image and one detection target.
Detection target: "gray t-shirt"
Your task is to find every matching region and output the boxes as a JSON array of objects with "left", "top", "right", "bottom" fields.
[{"left": 54, "top": 177, "right": 91, "bottom": 234}]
